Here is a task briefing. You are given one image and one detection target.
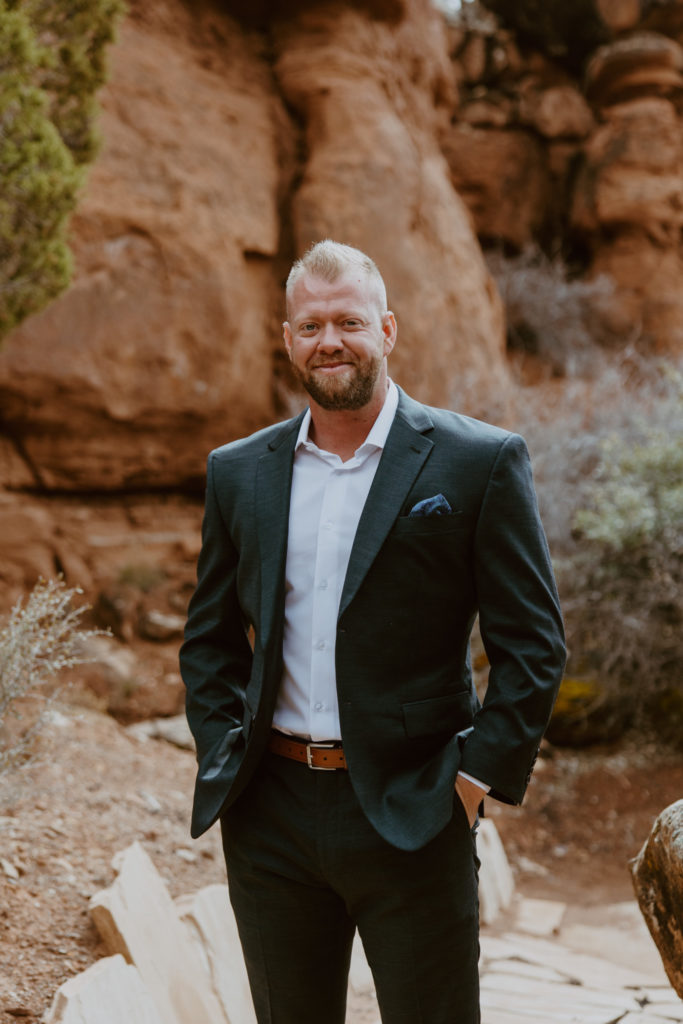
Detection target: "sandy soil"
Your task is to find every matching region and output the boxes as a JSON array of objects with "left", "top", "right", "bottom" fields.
[{"left": 1, "top": 700, "right": 681, "bottom": 1022}]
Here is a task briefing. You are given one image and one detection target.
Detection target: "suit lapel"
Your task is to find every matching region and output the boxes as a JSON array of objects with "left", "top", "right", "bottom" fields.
[
  {"left": 339, "top": 391, "right": 434, "bottom": 620},
  {"left": 255, "top": 414, "right": 303, "bottom": 646}
]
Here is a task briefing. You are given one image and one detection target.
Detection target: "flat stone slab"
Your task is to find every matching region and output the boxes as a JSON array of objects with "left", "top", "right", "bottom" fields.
[
  {"left": 514, "top": 896, "right": 567, "bottom": 937},
  {"left": 478, "top": 928, "right": 680, "bottom": 1024},
  {"left": 478, "top": 819, "right": 515, "bottom": 925},
  {"left": 558, "top": 901, "right": 668, "bottom": 980},
  {"left": 90, "top": 842, "right": 228, "bottom": 1024},
  {"left": 44, "top": 955, "right": 163, "bottom": 1024},
  {"left": 481, "top": 932, "right": 663, "bottom": 989},
  {"left": 176, "top": 884, "right": 256, "bottom": 1024}
]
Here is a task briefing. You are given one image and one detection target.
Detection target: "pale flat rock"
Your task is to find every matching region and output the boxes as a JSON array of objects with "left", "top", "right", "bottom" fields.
[
  {"left": 514, "top": 896, "right": 566, "bottom": 937},
  {"left": 127, "top": 715, "right": 195, "bottom": 751},
  {"left": 138, "top": 609, "right": 185, "bottom": 642},
  {"left": 348, "top": 932, "right": 376, "bottom": 997},
  {"left": 477, "top": 819, "right": 515, "bottom": 925},
  {"left": 482, "top": 1012, "right": 545, "bottom": 1024},
  {"left": 617, "top": 1016, "right": 683, "bottom": 1024},
  {"left": 559, "top": 901, "right": 669, "bottom": 981},
  {"left": 44, "top": 955, "right": 163, "bottom": 1024},
  {"left": 482, "top": 992, "right": 636, "bottom": 1024},
  {"left": 176, "top": 884, "right": 256, "bottom": 1024},
  {"left": 483, "top": 958, "right": 573, "bottom": 984},
  {"left": 89, "top": 842, "right": 228, "bottom": 1024},
  {"left": 481, "top": 972, "right": 642, "bottom": 1013},
  {"left": 481, "top": 932, "right": 663, "bottom": 989}
]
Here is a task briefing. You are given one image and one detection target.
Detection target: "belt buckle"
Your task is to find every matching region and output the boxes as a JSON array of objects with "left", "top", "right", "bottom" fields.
[{"left": 306, "top": 741, "right": 337, "bottom": 770}]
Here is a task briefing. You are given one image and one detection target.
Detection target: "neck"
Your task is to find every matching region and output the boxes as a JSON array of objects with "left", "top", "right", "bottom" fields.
[{"left": 308, "top": 383, "right": 388, "bottom": 462}]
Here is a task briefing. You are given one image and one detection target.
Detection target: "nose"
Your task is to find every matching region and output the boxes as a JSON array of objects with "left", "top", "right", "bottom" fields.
[{"left": 316, "top": 323, "right": 343, "bottom": 352}]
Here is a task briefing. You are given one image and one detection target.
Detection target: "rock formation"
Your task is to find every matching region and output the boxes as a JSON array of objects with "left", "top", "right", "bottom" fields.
[
  {"left": 632, "top": 799, "right": 683, "bottom": 998},
  {"left": 2, "top": 0, "right": 683, "bottom": 605},
  {"left": 0, "top": 0, "right": 506, "bottom": 502},
  {"left": 442, "top": 1, "right": 683, "bottom": 355}
]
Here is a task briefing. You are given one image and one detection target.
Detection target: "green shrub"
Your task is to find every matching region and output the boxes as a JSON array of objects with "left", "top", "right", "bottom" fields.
[
  {"left": 14, "top": 0, "right": 127, "bottom": 166},
  {"left": 0, "top": 0, "right": 125, "bottom": 340},
  {"left": 560, "top": 380, "right": 683, "bottom": 736}
]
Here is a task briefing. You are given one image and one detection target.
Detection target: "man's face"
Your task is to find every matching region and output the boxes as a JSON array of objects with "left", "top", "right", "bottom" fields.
[{"left": 283, "top": 271, "right": 396, "bottom": 412}]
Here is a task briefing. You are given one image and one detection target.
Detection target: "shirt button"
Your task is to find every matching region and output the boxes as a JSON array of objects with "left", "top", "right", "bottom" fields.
[
  {"left": 319, "top": 580, "right": 328, "bottom": 590},
  {"left": 323, "top": 521, "right": 333, "bottom": 530},
  {"left": 314, "top": 702, "right": 324, "bottom": 711},
  {"left": 316, "top": 640, "right": 326, "bottom": 650}
]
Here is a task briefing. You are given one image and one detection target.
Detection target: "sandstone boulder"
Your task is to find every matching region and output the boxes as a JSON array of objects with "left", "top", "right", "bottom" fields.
[
  {"left": 589, "top": 231, "right": 683, "bottom": 353},
  {"left": 0, "top": 0, "right": 511, "bottom": 495},
  {"left": 442, "top": 125, "right": 550, "bottom": 249},
  {"left": 571, "top": 96, "right": 683, "bottom": 353},
  {"left": 0, "top": 2, "right": 283, "bottom": 492},
  {"left": 517, "top": 83, "right": 594, "bottom": 139},
  {"left": 631, "top": 798, "right": 683, "bottom": 997},
  {"left": 177, "top": 884, "right": 256, "bottom": 1024},
  {"left": 90, "top": 841, "right": 229, "bottom": 1024},
  {"left": 477, "top": 818, "right": 515, "bottom": 926},
  {"left": 44, "top": 955, "right": 163, "bottom": 1024},
  {"left": 585, "top": 33, "right": 683, "bottom": 108},
  {"left": 595, "top": 0, "right": 641, "bottom": 33},
  {"left": 274, "top": 0, "right": 509, "bottom": 409}
]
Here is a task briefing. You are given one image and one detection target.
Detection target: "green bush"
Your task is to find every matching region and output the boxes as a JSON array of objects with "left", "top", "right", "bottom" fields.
[
  {"left": 0, "top": 0, "right": 125, "bottom": 340},
  {"left": 14, "top": 0, "right": 127, "bottom": 166},
  {"left": 560, "top": 377, "right": 683, "bottom": 736}
]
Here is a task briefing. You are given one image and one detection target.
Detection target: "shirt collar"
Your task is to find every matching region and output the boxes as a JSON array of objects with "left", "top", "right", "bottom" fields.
[{"left": 295, "top": 379, "right": 399, "bottom": 455}]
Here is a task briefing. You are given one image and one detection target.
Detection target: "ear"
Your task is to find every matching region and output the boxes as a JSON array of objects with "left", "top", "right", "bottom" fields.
[
  {"left": 381, "top": 311, "right": 397, "bottom": 358},
  {"left": 283, "top": 322, "right": 293, "bottom": 360}
]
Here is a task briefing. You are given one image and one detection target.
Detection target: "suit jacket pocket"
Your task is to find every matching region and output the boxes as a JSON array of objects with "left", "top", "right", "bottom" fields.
[
  {"left": 402, "top": 691, "right": 473, "bottom": 738},
  {"left": 392, "top": 512, "right": 467, "bottom": 537}
]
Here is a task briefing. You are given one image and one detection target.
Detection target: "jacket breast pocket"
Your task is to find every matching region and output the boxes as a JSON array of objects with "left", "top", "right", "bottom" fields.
[
  {"left": 402, "top": 691, "right": 473, "bottom": 738},
  {"left": 391, "top": 512, "right": 468, "bottom": 537}
]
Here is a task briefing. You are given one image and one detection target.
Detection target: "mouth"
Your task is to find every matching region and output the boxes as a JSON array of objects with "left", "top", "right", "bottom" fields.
[{"left": 311, "top": 361, "right": 354, "bottom": 373}]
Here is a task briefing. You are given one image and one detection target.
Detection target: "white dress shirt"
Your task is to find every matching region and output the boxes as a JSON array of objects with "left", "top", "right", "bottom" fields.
[
  {"left": 273, "top": 381, "right": 399, "bottom": 740},
  {"left": 271, "top": 380, "right": 490, "bottom": 795}
]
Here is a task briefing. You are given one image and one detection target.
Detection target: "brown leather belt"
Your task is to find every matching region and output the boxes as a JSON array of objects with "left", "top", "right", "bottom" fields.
[{"left": 268, "top": 731, "right": 348, "bottom": 770}]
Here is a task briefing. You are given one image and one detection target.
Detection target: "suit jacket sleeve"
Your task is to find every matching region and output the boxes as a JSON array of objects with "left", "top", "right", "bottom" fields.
[
  {"left": 180, "top": 452, "right": 253, "bottom": 765},
  {"left": 459, "top": 432, "right": 566, "bottom": 804}
]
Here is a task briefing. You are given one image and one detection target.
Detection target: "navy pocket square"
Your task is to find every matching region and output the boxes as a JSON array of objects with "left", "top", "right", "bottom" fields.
[{"left": 408, "top": 494, "right": 453, "bottom": 517}]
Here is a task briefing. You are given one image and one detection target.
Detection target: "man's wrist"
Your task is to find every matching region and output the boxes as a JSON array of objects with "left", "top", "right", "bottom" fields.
[{"left": 457, "top": 771, "right": 490, "bottom": 794}]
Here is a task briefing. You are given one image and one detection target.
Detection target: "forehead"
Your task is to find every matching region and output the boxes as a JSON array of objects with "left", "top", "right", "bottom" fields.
[{"left": 288, "top": 271, "right": 381, "bottom": 321}]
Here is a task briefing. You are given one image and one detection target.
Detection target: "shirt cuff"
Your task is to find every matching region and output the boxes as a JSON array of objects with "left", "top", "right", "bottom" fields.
[{"left": 457, "top": 771, "right": 490, "bottom": 794}]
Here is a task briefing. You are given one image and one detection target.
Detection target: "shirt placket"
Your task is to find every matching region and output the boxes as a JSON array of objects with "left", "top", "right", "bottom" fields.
[{"left": 308, "top": 462, "right": 348, "bottom": 740}]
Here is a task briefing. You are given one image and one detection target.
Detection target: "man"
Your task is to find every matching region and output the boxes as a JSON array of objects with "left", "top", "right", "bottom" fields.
[{"left": 180, "top": 240, "right": 565, "bottom": 1023}]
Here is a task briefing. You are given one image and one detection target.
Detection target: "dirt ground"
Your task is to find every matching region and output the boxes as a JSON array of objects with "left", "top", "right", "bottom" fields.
[{"left": 1, "top": 697, "right": 681, "bottom": 1023}]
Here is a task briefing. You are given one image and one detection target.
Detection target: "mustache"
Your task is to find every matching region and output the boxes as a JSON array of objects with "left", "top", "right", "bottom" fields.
[{"left": 309, "top": 354, "right": 358, "bottom": 368}]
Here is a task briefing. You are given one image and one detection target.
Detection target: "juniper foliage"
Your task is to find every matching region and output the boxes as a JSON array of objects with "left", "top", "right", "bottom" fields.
[{"left": 0, "top": 0, "right": 124, "bottom": 339}]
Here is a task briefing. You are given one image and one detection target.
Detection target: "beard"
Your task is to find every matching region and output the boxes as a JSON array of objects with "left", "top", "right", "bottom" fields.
[{"left": 293, "top": 351, "right": 383, "bottom": 411}]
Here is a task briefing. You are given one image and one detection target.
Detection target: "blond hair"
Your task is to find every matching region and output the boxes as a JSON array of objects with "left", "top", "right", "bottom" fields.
[{"left": 286, "top": 240, "right": 387, "bottom": 315}]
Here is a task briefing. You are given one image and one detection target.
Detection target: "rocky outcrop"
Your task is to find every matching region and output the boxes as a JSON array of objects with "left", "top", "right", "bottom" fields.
[
  {"left": 632, "top": 799, "right": 683, "bottom": 998},
  {"left": 3, "top": 0, "right": 683, "bottom": 601},
  {"left": 0, "top": 0, "right": 507, "bottom": 503},
  {"left": 573, "top": 39, "right": 683, "bottom": 353},
  {"left": 442, "top": 5, "right": 683, "bottom": 356},
  {"left": 274, "top": 2, "right": 507, "bottom": 406},
  {"left": 0, "top": 1, "right": 284, "bottom": 494}
]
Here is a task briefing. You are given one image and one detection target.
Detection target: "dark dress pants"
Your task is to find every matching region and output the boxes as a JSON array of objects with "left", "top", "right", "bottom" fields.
[{"left": 220, "top": 750, "right": 481, "bottom": 1024}]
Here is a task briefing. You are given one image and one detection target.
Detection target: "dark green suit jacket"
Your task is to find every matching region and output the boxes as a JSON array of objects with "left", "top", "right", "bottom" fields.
[{"left": 180, "top": 387, "right": 566, "bottom": 850}]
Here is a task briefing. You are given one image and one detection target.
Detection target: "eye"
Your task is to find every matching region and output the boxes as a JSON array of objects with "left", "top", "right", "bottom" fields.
[
  {"left": 300, "top": 322, "right": 317, "bottom": 333},
  {"left": 343, "top": 318, "right": 362, "bottom": 328}
]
